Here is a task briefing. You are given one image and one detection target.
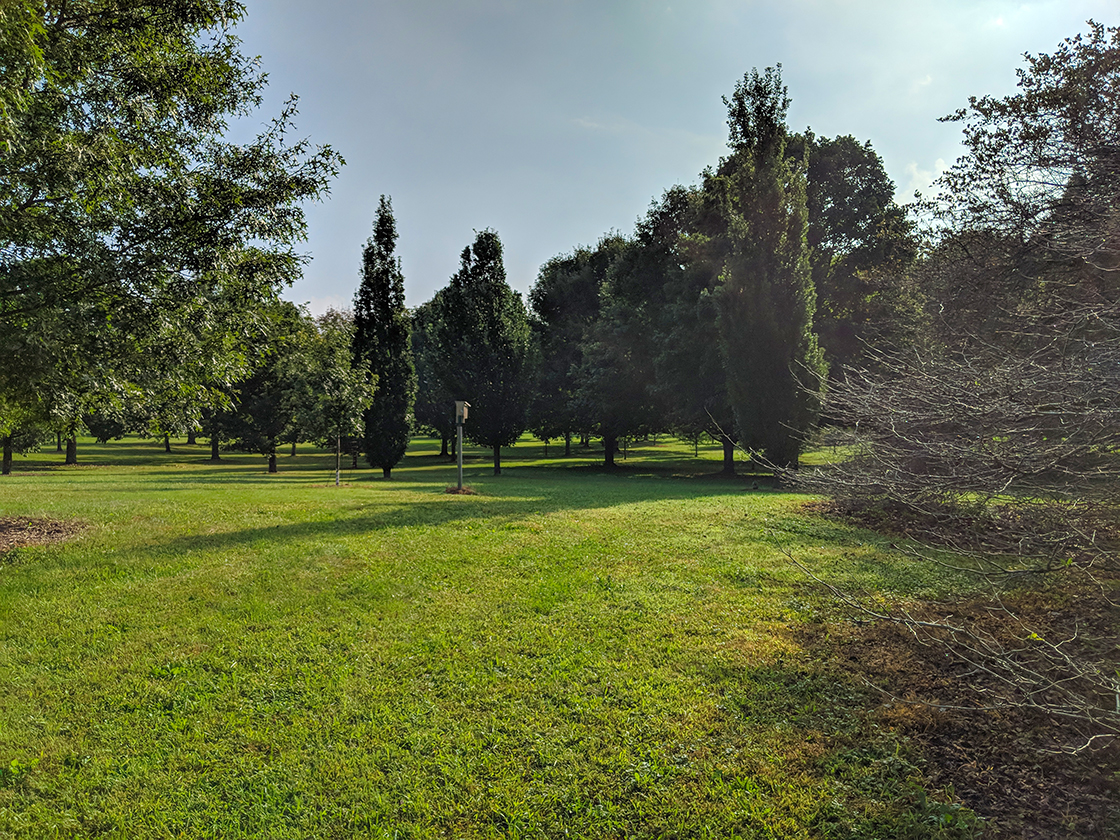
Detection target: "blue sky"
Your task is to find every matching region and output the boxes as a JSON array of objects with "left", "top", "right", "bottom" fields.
[{"left": 232, "top": 0, "right": 1116, "bottom": 312}]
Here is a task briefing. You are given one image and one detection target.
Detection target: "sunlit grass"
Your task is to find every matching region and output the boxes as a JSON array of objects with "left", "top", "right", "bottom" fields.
[{"left": 0, "top": 435, "right": 979, "bottom": 838}]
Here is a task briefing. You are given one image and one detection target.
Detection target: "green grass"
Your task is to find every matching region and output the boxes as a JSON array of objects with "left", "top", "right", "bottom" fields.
[{"left": 0, "top": 435, "right": 980, "bottom": 838}]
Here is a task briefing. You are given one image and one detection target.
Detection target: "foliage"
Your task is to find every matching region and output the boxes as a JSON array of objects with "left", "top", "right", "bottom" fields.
[
  {"left": 431, "top": 230, "right": 531, "bottom": 475},
  {"left": 785, "top": 131, "right": 919, "bottom": 374},
  {"left": 803, "top": 23, "right": 1120, "bottom": 740},
  {"left": 353, "top": 196, "right": 416, "bottom": 478},
  {"left": 528, "top": 235, "right": 625, "bottom": 456},
  {"left": 225, "top": 303, "right": 307, "bottom": 472},
  {"left": 0, "top": 1, "right": 341, "bottom": 455},
  {"left": 287, "top": 309, "right": 376, "bottom": 475},
  {"left": 706, "top": 66, "right": 826, "bottom": 466},
  {"left": 410, "top": 299, "right": 456, "bottom": 453}
]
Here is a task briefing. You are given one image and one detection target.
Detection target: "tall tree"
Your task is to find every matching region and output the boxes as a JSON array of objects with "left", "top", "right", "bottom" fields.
[
  {"left": 0, "top": 1, "right": 341, "bottom": 467},
  {"left": 785, "top": 131, "right": 918, "bottom": 374},
  {"left": 706, "top": 66, "right": 826, "bottom": 466},
  {"left": 353, "top": 196, "right": 416, "bottom": 479},
  {"left": 432, "top": 230, "right": 531, "bottom": 476}
]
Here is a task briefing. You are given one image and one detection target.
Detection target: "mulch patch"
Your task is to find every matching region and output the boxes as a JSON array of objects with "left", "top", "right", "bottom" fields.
[
  {"left": 809, "top": 615, "right": 1118, "bottom": 838},
  {"left": 799, "top": 497, "right": 1120, "bottom": 838},
  {"left": 0, "top": 516, "right": 85, "bottom": 555}
]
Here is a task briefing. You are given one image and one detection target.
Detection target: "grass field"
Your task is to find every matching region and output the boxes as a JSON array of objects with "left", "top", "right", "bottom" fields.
[{"left": 0, "top": 435, "right": 982, "bottom": 839}]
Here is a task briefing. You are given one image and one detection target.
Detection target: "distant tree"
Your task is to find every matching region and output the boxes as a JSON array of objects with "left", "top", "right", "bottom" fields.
[
  {"left": 706, "top": 66, "right": 826, "bottom": 466},
  {"left": 432, "top": 230, "right": 531, "bottom": 475},
  {"left": 353, "top": 196, "right": 416, "bottom": 478},
  {"left": 227, "top": 304, "right": 307, "bottom": 473},
  {"left": 0, "top": 395, "right": 48, "bottom": 476},
  {"left": 411, "top": 300, "right": 456, "bottom": 456},
  {"left": 528, "top": 235, "right": 623, "bottom": 456},
  {"left": 574, "top": 236, "right": 667, "bottom": 468},
  {"left": 289, "top": 309, "right": 376, "bottom": 485}
]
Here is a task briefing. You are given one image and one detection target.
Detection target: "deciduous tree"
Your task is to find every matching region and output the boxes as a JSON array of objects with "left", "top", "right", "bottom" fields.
[{"left": 0, "top": 1, "right": 341, "bottom": 462}]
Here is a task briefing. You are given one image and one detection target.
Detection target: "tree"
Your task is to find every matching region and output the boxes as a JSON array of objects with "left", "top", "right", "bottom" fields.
[
  {"left": 528, "top": 235, "right": 624, "bottom": 457},
  {"left": 785, "top": 131, "right": 918, "bottom": 375},
  {"left": 801, "top": 23, "right": 1120, "bottom": 742},
  {"left": 411, "top": 300, "right": 456, "bottom": 457},
  {"left": 226, "top": 304, "right": 307, "bottom": 473},
  {"left": 288, "top": 309, "right": 376, "bottom": 485},
  {"left": 353, "top": 196, "right": 416, "bottom": 479},
  {"left": 0, "top": 2, "right": 341, "bottom": 468},
  {"left": 431, "top": 230, "right": 531, "bottom": 476},
  {"left": 706, "top": 66, "right": 826, "bottom": 466}
]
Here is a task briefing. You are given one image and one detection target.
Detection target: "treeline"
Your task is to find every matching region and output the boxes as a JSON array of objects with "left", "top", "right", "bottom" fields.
[{"left": 389, "top": 66, "right": 914, "bottom": 476}]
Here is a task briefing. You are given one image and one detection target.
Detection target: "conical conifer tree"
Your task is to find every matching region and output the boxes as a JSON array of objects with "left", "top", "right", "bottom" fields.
[
  {"left": 353, "top": 196, "right": 416, "bottom": 478},
  {"left": 709, "top": 67, "right": 826, "bottom": 466}
]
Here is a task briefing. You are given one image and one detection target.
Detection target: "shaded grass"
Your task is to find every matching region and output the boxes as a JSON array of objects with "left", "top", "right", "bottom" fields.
[{"left": 0, "top": 436, "right": 980, "bottom": 838}]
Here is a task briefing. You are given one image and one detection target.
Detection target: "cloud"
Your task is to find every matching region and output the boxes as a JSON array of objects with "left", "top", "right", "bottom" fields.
[
  {"left": 903, "top": 157, "right": 949, "bottom": 198},
  {"left": 288, "top": 292, "right": 350, "bottom": 317}
]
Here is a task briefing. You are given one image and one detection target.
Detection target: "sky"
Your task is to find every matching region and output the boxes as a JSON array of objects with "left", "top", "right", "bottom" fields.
[{"left": 231, "top": 0, "right": 1117, "bottom": 313}]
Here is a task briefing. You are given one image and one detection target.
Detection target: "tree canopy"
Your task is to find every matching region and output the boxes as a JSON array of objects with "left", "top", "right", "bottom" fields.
[{"left": 0, "top": 1, "right": 341, "bottom": 455}]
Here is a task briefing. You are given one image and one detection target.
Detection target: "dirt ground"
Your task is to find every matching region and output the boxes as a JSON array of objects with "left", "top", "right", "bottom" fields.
[
  {"left": 0, "top": 516, "right": 85, "bottom": 555},
  {"left": 804, "top": 501, "right": 1120, "bottom": 839}
]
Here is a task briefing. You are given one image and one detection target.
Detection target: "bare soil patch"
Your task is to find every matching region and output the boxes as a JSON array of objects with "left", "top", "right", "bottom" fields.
[
  {"left": 0, "top": 517, "right": 85, "bottom": 555},
  {"left": 800, "top": 497, "right": 1120, "bottom": 838}
]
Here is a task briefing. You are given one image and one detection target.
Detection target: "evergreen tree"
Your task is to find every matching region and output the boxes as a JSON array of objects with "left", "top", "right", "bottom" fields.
[
  {"left": 707, "top": 67, "right": 826, "bottom": 467},
  {"left": 353, "top": 196, "right": 416, "bottom": 479},
  {"left": 432, "top": 230, "right": 531, "bottom": 476}
]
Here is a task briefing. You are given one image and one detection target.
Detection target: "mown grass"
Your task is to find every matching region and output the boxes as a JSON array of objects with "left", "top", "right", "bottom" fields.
[{"left": 0, "top": 435, "right": 980, "bottom": 838}]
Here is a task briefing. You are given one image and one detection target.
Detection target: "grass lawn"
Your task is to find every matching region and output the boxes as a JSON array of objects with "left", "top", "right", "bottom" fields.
[{"left": 0, "top": 435, "right": 981, "bottom": 838}]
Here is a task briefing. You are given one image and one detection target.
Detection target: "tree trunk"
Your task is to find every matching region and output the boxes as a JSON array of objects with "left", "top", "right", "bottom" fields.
[
  {"left": 2, "top": 436, "right": 12, "bottom": 475},
  {"left": 604, "top": 435, "right": 617, "bottom": 468},
  {"left": 493, "top": 444, "right": 501, "bottom": 476},
  {"left": 721, "top": 436, "right": 736, "bottom": 476},
  {"left": 291, "top": 441, "right": 297, "bottom": 456},
  {"left": 164, "top": 434, "right": 171, "bottom": 453},
  {"left": 543, "top": 440, "right": 548, "bottom": 458},
  {"left": 210, "top": 435, "right": 220, "bottom": 462},
  {"left": 187, "top": 430, "right": 197, "bottom": 445},
  {"left": 56, "top": 432, "right": 62, "bottom": 453},
  {"left": 382, "top": 466, "right": 392, "bottom": 479},
  {"left": 581, "top": 432, "right": 590, "bottom": 448},
  {"left": 564, "top": 432, "right": 571, "bottom": 457},
  {"left": 439, "top": 436, "right": 449, "bottom": 457},
  {"left": 65, "top": 435, "right": 77, "bottom": 465},
  {"left": 268, "top": 451, "right": 277, "bottom": 473}
]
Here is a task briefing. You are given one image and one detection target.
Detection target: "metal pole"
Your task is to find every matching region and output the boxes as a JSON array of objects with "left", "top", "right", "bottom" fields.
[{"left": 457, "top": 419, "right": 464, "bottom": 490}]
